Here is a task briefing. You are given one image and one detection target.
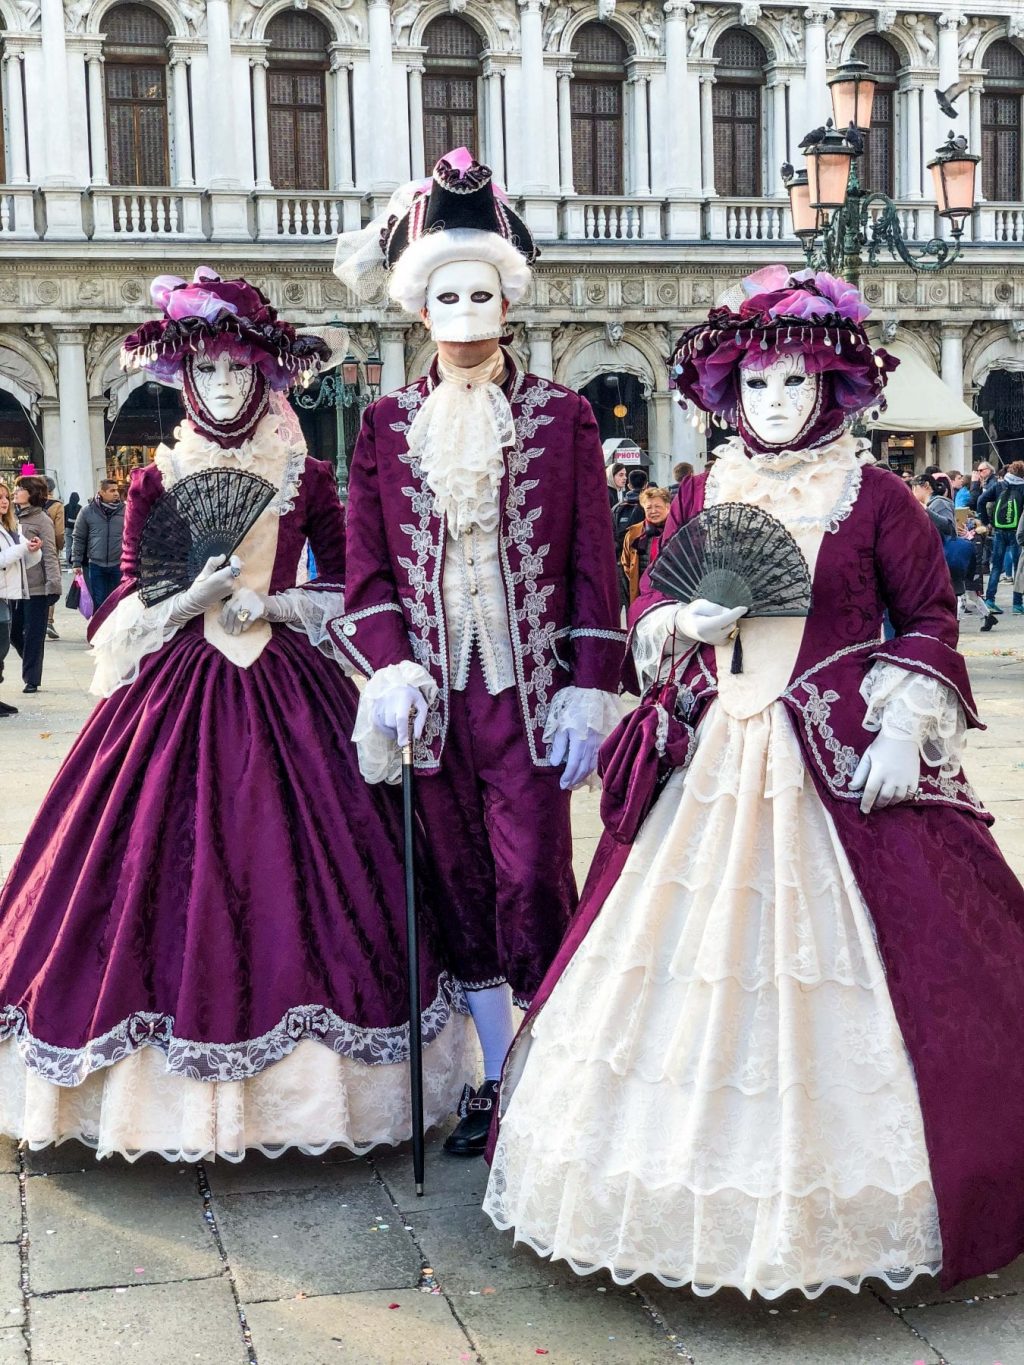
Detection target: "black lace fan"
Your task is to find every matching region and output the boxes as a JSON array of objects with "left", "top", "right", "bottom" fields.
[
  {"left": 137, "top": 469, "right": 277, "bottom": 607},
  {"left": 649, "top": 502, "right": 812, "bottom": 673}
]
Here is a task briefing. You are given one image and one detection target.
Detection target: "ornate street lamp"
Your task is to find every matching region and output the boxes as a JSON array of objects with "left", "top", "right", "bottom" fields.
[
  {"left": 827, "top": 59, "right": 877, "bottom": 133},
  {"left": 294, "top": 336, "right": 383, "bottom": 494},
  {"left": 784, "top": 66, "right": 980, "bottom": 282}
]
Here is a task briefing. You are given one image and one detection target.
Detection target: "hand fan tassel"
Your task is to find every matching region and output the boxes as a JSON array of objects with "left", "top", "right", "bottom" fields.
[{"left": 730, "top": 629, "right": 744, "bottom": 675}]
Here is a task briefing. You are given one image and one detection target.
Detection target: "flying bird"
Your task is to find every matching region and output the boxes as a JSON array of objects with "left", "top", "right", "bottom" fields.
[{"left": 936, "top": 80, "right": 971, "bottom": 120}]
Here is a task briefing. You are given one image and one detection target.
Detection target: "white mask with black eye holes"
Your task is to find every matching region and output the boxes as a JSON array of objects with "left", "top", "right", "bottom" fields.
[
  {"left": 425, "top": 261, "right": 504, "bottom": 343},
  {"left": 191, "top": 352, "right": 257, "bottom": 422},
  {"left": 739, "top": 352, "right": 821, "bottom": 448}
]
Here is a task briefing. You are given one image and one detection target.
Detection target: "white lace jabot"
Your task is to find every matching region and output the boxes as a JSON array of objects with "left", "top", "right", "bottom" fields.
[
  {"left": 708, "top": 432, "right": 873, "bottom": 535},
  {"left": 406, "top": 350, "right": 513, "bottom": 539}
]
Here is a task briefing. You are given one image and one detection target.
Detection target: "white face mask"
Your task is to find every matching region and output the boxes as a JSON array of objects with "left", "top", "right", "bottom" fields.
[
  {"left": 739, "top": 353, "right": 821, "bottom": 448},
  {"left": 191, "top": 353, "right": 257, "bottom": 422},
  {"left": 425, "top": 261, "right": 504, "bottom": 343}
]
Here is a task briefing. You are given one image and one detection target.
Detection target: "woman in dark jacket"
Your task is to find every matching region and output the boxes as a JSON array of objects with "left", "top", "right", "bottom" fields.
[{"left": 11, "top": 476, "right": 61, "bottom": 693}]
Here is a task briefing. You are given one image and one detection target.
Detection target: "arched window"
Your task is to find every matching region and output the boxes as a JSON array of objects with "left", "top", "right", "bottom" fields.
[
  {"left": 571, "top": 21, "right": 627, "bottom": 196},
  {"left": 422, "top": 16, "right": 482, "bottom": 171},
  {"left": 853, "top": 34, "right": 899, "bottom": 197},
  {"left": 104, "top": 4, "right": 170, "bottom": 187},
  {"left": 982, "top": 39, "right": 1024, "bottom": 201},
  {"left": 266, "top": 11, "right": 329, "bottom": 191},
  {"left": 712, "top": 29, "right": 766, "bottom": 196}
]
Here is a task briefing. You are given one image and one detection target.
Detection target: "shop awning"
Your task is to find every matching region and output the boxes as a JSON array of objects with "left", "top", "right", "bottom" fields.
[{"left": 868, "top": 342, "right": 982, "bottom": 436}]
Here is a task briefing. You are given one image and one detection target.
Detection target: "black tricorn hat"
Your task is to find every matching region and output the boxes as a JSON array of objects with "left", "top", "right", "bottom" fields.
[{"left": 381, "top": 148, "right": 537, "bottom": 314}]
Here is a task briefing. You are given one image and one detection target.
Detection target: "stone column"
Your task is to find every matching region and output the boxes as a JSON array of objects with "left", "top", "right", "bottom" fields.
[
  {"left": 330, "top": 52, "right": 355, "bottom": 189},
  {"left": 408, "top": 60, "right": 426, "bottom": 179},
  {"left": 4, "top": 49, "right": 28, "bottom": 185},
  {"left": 206, "top": 0, "right": 239, "bottom": 187},
  {"left": 939, "top": 324, "right": 967, "bottom": 466},
  {"left": 55, "top": 329, "right": 100, "bottom": 500},
  {"left": 769, "top": 76, "right": 789, "bottom": 194},
  {"left": 169, "top": 52, "right": 194, "bottom": 187},
  {"left": 368, "top": 0, "right": 399, "bottom": 189},
  {"left": 904, "top": 82, "right": 923, "bottom": 199},
  {"left": 517, "top": 0, "right": 548, "bottom": 193},
  {"left": 663, "top": 2, "right": 696, "bottom": 196},
  {"left": 937, "top": 12, "right": 962, "bottom": 91},
  {"left": 40, "top": 0, "right": 73, "bottom": 182},
  {"left": 483, "top": 57, "right": 506, "bottom": 183},
  {"left": 380, "top": 326, "right": 407, "bottom": 396},
  {"left": 555, "top": 64, "right": 573, "bottom": 194},
  {"left": 250, "top": 56, "right": 272, "bottom": 188},
  {"left": 528, "top": 327, "right": 554, "bottom": 379},
  {"left": 802, "top": 6, "right": 831, "bottom": 126},
  {"left": 969, "top": 82, "right": 983, "bottom": 201},
  {"left": 628, "top": 70, "right": 651, "bottom": 196},
  {"left": 699, "top": 74, "right": 715, "bottom": 197}
]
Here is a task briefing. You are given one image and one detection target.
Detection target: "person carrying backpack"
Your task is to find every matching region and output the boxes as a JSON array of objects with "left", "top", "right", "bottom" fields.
[{"left": 979, "top": 460, "right": 1024, "bottom": 614}]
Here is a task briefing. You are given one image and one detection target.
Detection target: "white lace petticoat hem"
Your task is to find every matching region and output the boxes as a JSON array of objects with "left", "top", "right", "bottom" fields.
[
  {"left": 0, "top": 973, "right": 468, "bottom": 1087},
  {"left": 487, "top": 1220, "right": 940, "bottom": 1301}
]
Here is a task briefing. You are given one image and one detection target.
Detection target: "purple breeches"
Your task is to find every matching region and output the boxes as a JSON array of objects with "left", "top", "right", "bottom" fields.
[{"left": 415, "top": 664, "right": 577, "bottom": 1006}]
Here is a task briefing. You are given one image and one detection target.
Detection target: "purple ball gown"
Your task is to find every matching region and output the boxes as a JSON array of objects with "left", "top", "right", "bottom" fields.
[{"left": 0, "top": 414, "right": 472, "bottom": 1161}]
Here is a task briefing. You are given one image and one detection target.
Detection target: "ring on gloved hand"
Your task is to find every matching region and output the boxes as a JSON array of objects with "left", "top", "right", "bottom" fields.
[
  {"left": 237, "top": 609, "right": 251, "bottom": 623},
  {"left": 230, "top": 564, "right": 242, "bottom": 578}
]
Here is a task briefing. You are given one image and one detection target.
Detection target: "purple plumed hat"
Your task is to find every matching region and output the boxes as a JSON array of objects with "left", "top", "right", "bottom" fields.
[
  {"left": 121, "top": 268, "right": 330, "bottom": 390},
  {"left": 671, "top": 266, "right": 898, "bottom": 433}
]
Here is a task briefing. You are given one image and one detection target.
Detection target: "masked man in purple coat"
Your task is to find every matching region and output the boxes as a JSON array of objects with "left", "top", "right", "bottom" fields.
[{"left": 331, "top": 150, "right": 624, "bottom": 1156}]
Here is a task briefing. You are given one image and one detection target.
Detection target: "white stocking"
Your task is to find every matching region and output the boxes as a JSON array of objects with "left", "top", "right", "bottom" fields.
[{"left": 466, "top": 984, "right": 515, "bottom": 1081}]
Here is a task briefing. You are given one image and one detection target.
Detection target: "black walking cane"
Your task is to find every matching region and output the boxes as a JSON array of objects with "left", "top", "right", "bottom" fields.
[{"left": 402, "top": 707, "right": 425, "bottom": 1197}]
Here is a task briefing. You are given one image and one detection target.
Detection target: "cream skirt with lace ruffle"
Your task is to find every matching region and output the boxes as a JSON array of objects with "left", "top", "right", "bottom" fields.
[
  {"left": 0, "top": 1018, "right": 476, "bottom": 1163},
  {"left": 483, "top": 700, "right": 942, "bottom": 1298}
]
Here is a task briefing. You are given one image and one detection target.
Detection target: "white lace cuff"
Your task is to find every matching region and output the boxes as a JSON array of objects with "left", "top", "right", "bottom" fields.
[
  {"left": 860, "top": 661, "right": 966, "bottom": 778},
  {"left": 631, "top": 603, "right": 686, "bottom": 691},
  {"left": 542, "top": 686, "right": 624, "bottom": 744},
  {"left": 351, "top": 660, "right": 438, "bottom": 785},
  {"left": 89, "top": 592, "right": 181, "bottom": 698},
  {"left": 279, "top": 588, "right": 356, "bottom": 675}
]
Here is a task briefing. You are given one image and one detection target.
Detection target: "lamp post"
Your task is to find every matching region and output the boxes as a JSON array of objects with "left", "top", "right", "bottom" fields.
[
  {"left": 294, "top": 343, "right": 383, "bottom": 495},
  {"left": 783, "top": 59, "right": 980, "bottom": 283}
]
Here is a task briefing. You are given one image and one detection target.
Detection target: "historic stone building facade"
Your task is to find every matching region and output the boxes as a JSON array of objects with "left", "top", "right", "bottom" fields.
[{"left": 0, "top": 0, "right": 1022, "bottom": 496}]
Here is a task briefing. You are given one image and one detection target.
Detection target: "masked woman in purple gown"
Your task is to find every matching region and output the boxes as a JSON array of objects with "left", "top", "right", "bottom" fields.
[
  {"left": 0, "top": 270, "right": 472, "bottom": 1162},
  {"left": 484, "top": 267, "right": 1024, "bottom": 1298}
]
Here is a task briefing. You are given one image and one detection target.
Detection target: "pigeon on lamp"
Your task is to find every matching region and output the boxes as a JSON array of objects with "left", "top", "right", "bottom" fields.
[
  {"left": 936, "top": 80, "right": 971, "bottom": 120},
  {"left": 799, "top": 125, "right": 828, "bottom": 151}
]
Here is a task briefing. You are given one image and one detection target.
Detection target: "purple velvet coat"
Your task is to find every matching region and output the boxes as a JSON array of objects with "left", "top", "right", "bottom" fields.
[
  {"left": 493, "top": 465, "right": 1024, "bottom": 1292},
  {"left": 329, "top": 353, "right": 624, "bottom": 770}
]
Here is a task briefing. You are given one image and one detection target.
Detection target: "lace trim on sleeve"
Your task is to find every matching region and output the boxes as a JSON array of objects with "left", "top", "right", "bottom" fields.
[
  {"left": 541, "top": 686, "right": 624, "bottom": 745},
  {"left": 860, "top": 661, "right": 966, "bottom": 778},
  {"left": 278, "top": 587, "right": 356, "bottom": 675},
  {"left": 88, "top": 592, "right": 181, "bottom": 699},
  {"left": 351, "top": 660, "right": 438, "bottom": 785},
  {"left": 631, "top": 603, "right": 688, "bottom": 692}
]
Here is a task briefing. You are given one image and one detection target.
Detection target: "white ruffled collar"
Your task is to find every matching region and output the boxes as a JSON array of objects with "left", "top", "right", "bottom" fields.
[
  {"left": 407, "top": 351, "right": 513, "bottom": 539},
  {"left": 707, "top": 432, "right": 873, "bottom": 535},
  {"left": 155, "top": 411, "right": 306, "bottom": 517}
]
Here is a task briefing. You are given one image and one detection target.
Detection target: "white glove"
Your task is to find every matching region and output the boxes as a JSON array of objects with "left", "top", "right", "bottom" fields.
[
  {"left": 218, "top": 587, "right": 301, "bottom": 635},
  {"left": 370, "top": 683, "right": 429, "bottom": 745},
  {"left": 549, "top": 726, "right": 601, "bottom": 791},
  {"left": 675, "top": 598, "right": 748, "bottom": 647},
  {"left": 849, "top": 735, "right": 921, "bottom": 814},
  {"left": 166, "top": 555, "right": 241, "bottom": 627}
]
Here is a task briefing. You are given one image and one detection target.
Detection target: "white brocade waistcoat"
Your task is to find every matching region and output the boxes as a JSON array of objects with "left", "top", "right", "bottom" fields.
[{"left": 442, "top": 523, "right": 515, "bottom": 693}]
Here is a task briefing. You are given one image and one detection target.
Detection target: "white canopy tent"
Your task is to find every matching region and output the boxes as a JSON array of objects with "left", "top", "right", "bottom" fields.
[{"left": 867, "top": 342, "right": 982, "bottom": 436}]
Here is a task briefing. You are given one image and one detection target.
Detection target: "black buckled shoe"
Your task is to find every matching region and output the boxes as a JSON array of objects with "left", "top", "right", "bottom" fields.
[{"left": 443, "top": 1080, "right": 499, "bottom": 1158}]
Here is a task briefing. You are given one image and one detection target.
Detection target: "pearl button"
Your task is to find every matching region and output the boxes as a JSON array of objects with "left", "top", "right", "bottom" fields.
[
  {"left": 470, "top": 587, "right": 479, "bottom": 596},
  {"left": 466, "top": 556, "right": 474, "bottom": 566},
  {"left": 342, "top": 621, "right": 356, "bottom": 636}
]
